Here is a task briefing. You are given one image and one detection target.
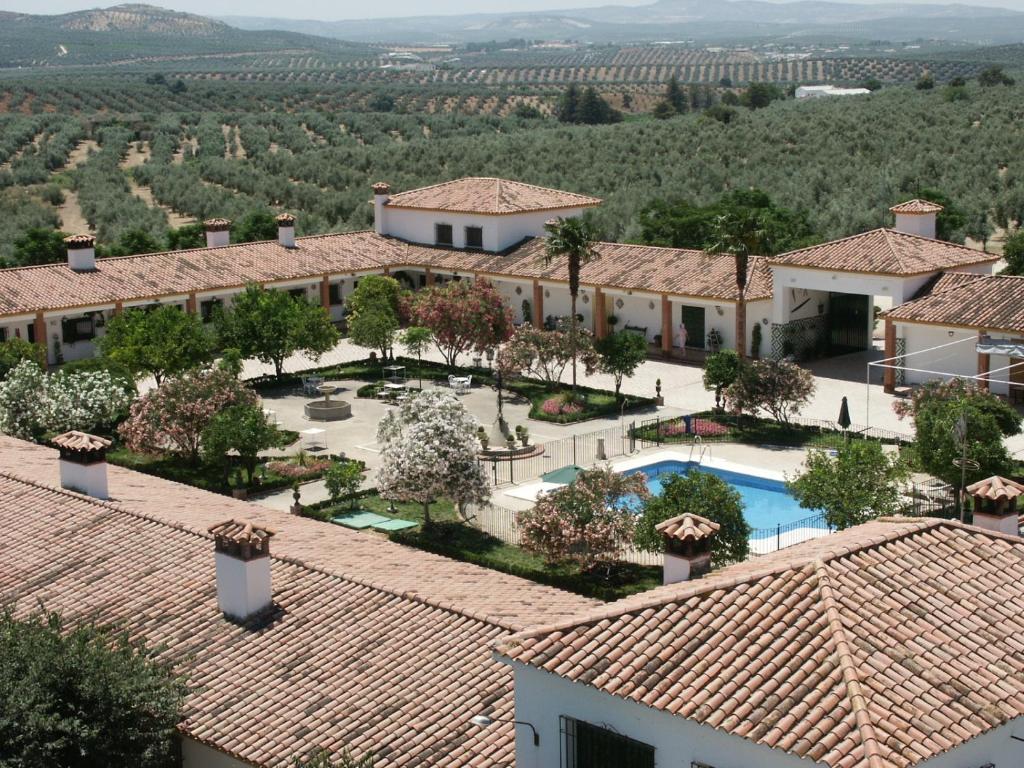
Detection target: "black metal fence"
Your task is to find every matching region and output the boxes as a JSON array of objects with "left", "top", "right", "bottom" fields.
[
  {"left": 749, "top": 512, "right": 833, "bottom": 555},
  {"left": 482, "top": 423, "right": 631, "bottom": 487}
]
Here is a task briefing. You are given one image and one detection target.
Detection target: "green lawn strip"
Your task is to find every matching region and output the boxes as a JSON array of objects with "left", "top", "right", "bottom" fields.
[
  {"left": 631, "top": 411, "right": 904, "bottom": 451},
  {"left": 308, "top": 492, "right": 660, "bottom": 601}
]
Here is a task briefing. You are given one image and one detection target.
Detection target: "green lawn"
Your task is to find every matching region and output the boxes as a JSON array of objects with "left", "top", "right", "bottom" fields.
[{"left": 308, "top": 493, "right": 661, "bottom": 601}]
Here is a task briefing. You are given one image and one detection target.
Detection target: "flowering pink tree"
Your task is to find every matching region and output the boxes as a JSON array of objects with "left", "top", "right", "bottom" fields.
[
  {"left": 519, "top": 466, "right": 649, "bottom": 570},
  {"left": 119, "top": 368, "right": 256, "bottom": 463},
  {"left": 376, "top": 389, "right": 490, "bottom": 525},
  {"left": 404, "top": 278, "right": 514, "bottom": 367},
  {"left": 497, "top": 322, "right": 597, "bottom": 385}
]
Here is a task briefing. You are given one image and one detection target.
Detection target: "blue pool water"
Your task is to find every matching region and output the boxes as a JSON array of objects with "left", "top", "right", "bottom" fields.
[{"left": 624, "top": 460, "right": 811, "bottom": 531}]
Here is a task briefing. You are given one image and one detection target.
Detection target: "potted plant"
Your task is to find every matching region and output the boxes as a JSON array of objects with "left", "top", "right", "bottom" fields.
[
  {"left": 607, "top": 314, "right": 619, "bottom": 328},
  {"left": 231, "top": 469, "right": 248, "bottom": 500},
  {"left": 477, "top": 426, "right": 489, "bottom": 451},
  {"left": 506, "top": 435, "right": 517, "bottom": 450},
  {"left": 655, "top": 378, "right": 664, "bottom": 406},
  {"left": 519, "top": 426, "right": 530, "bottom": 447}
]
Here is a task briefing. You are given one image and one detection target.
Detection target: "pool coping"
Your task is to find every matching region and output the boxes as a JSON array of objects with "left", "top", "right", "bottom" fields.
[{"left": 610, "top": 450, "right": 789, "bottom": 484}]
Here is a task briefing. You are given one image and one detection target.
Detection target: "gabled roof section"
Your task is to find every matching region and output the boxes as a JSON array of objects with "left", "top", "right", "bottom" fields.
[
  {"left": 890, "top": 199, "right": 943, "bottom": 215},
  {"left": 384, "top": 177, "right": 602, "bottom": 215},
  {"left": 887, "top": 273, "right": 1024, "bottom": 333},
  {"left": 497, "top": 518, "right": 1024, "bottom": 768},
  {"left": 768, "top": 229, "right": 997, "bottom": 276}
]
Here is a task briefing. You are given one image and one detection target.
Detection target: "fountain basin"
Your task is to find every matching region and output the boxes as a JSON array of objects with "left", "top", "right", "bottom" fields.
[{"left": 304, "top": 400, "right": 352, "bottom": 421}]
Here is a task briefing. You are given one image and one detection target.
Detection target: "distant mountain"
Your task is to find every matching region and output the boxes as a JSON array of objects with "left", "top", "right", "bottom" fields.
[
  {"left": 222, "top": 0, "right": 1024, "bottom": 44},
  {"left": 0, "top": 4, "right": 368, "bottom": 68}
]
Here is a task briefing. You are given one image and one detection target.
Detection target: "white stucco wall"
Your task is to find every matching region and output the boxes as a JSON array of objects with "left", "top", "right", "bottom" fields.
[
  {"left": 509, "top": 662, "right": 821, "bottom": 768},
  {"left": 896, "top": 322, "right": 994, "bottom": 390},
  {"left": 771, "top": 265, "right": 936, "bottom": 324},
  {"left": 380, "top": 206, "right": 588, "bottom": 252},
  {"left": 510, "top": 661, "right": 1024, "bottom": 768},
  {"left": 491, "top": 277, "right": 534, "bottom": 323},
  {"left": 181, "top": 738, "right": 249, "bottom": 768}
]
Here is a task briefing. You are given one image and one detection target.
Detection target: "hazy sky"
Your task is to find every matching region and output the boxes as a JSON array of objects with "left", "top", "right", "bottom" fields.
[{"left": 5, "top": 0, "right": 1022, "bottom": 19}]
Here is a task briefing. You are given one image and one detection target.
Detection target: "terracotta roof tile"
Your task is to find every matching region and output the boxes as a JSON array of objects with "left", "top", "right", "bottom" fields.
[
  {"left": 497, "top": 517, "right": 1024, "bottom": 768},
  {"left": 0, "top": 231, "right": 399, "bottom": 316},
  {"left": 384, "top": 177, "right": 601, "bottom": 215},
  {"left": 656, "top": 512, "right": 719, "bottom": 542},
  {"left": 886, "top": 274, "right": 1024, "bottom": 333},
  {"left": 50, "top": 430, "right": 111, "bottom": 452},
  {"left": 769, "top": 229, "right": 996, "bottom": 276},
  {"left": 407, "top": 238, "right": 773, "bottom": 302},
  {"left": 966, "top": 475, "right": 1024, "bottom": 502},
  {"left": 0, "top": 435, "right": 599, "bottom": 766},
  {"left": 889, "top": 200, "right": 944, "bottom": 214}
]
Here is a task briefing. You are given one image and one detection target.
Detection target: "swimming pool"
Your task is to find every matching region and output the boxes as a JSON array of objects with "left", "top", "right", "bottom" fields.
[{"left": 623, "top": 459, "right": 813, "bottom": 531}]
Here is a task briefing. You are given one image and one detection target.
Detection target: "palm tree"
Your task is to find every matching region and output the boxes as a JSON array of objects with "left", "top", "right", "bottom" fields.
[
  {"left": 543, "top": 216, "right": 599, "bottom": 393},
  {"left": 708, "top": 211, "right": 772, "bottom": 360}
]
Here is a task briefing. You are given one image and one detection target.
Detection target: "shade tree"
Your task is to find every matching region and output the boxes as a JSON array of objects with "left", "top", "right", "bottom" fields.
[
  {"left": 98, "top": 305, "right": 214, "bottom": 385},
  {"left": 215, "top": 284, "right": 339, "bottom": 378}
]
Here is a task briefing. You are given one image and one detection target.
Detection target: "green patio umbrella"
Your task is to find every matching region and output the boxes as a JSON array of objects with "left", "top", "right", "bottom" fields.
[
  {"left": 837, "top": 396, "right": 852, "bottom": 432},
  {"left": 541, "top": 465, "right": 585, "bottom": 485}
]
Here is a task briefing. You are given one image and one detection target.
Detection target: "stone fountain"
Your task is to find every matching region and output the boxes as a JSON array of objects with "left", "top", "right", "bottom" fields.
[{"left": 304, "top": 383, "right": 352, "bottom": 421}]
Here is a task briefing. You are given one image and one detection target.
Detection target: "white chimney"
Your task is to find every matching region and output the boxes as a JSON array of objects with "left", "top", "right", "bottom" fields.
[
  {"left": 204, "top": 218, "right": 232, "bottom": 248},
  {"left": 64, "top": 234, "right": 96, "bottom": 272},
  {"left": 967, "top": 476, "right": 1023, "bottom": 537},
  {"left": 52, "top": 431, "right": 111, "bottom": 499},
  {"left": 276, "top": 212, "right": 296, "bottom": 248},
  {"left": 656, "top": 513, "right": 719, "bottom": 584},
  {"left": 208, "top": 519, "right": 275, "bottom": 622},
  {"left": 372, "top": 181, "right": 390, "bottom": 235},
  {"left": 890, "top": 200, "right": 942, "bottom": 240}
]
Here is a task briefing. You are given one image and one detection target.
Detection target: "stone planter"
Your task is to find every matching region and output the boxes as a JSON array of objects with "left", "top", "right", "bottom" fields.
[{"left": 232, "top": 488, "right": 248, "bottom": 500}]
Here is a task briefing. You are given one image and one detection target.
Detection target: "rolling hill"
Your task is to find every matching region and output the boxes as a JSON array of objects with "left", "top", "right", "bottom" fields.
[
  {"left": 0, "top": 4, "right": 370, "bottom": 68},
  {"left": 223, "top": 0, "right": 1024, "bottom": 44}
]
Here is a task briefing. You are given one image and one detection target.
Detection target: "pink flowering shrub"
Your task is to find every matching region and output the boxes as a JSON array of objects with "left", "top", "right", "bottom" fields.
[
  {"left": 690, "top": 419, "right": 729, "bottom": 437},
  {"left": 266, "top": 459, "right": 331, "bottom": 479},
  {"left": 119, "top": 368, "right": 256, "bottom": 463},
  {"left": 519, "top": 466, "right": 649, "bottom": 570},
  {"left": 540, "top": 394, "right": 584, "bottom": 417}
]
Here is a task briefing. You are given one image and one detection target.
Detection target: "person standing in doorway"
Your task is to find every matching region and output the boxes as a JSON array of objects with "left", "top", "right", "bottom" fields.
[{"left": 678, "top": 322, "right": 688, "bottom": 361}]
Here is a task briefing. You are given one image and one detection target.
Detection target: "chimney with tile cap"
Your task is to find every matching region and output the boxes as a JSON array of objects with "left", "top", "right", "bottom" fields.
[
  {"left": 208, "top": 519, "right": 275, "bottom": 622},
  {"left": 52, "top": 430, "right": 111, "bottom": 499},
  {"left": 372, "top": 181, "right": 390, "bottom": 236},
  {"left": 203, "top": 218, "right": 232, "bottom": 248},
  {"left": 657, "top": 513, "right": 719, "bottom": 584},
  {"left": 64, "top": 234, "right": 96, "bottom": 272},
  {"left": 276, "top": 212, "right": 296, "bottom": 248},
  {"left": 967, "top": 475, "right": 1024, "bottom": 537},
  {"left": 890, "top": 199, "right": 943, "bottom": 240}
]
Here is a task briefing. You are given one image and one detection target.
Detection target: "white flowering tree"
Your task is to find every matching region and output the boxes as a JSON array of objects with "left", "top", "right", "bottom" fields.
[
  {"left": 0, "top": 360, "right": 132, "bottom": 440},
  {"left": 376, "top": 389, "right": 490, "bottom": 525}
]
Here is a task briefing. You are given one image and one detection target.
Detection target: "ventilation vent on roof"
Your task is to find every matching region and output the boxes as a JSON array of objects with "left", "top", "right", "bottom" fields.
[{"left": 52, "top": 430, "right": 111, "bottom": 499}]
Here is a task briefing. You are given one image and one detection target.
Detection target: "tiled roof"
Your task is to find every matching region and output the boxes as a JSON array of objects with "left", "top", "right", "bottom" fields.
[
  {"left": 497, "top": 517, "right": 1024, "bottom": 768},
  {"left": 887, "top": 273, "right": 1024, "bottom": 333},
  {"left": 890, "top": 199, "right": 943, "bottom": 214},
  {"left": 405, "top": 239, "right": 773, "bottom": 302},
  {"left": 655, "top": 512, "right": 719, "bottom": 542},
  {"left": 967, "top": 475, "right": 1024, "bottom": 502},
  {"left": 384, "top": 178, "right": 601, "bottom": 215},
  {"left": 0, "top": 233, "right": 768, "bottom": 318},
  {"left": 906, "top": 270, "right": 985, "bottom": 301},
  {"left": 769, "top": 229, "right": 996, "bottom": 276},
  {"left": 0, "top": 436, "right": 599, "bottom": 767},
  {"left": 0, "top": 231, "right": 400, "bottom": 316}
]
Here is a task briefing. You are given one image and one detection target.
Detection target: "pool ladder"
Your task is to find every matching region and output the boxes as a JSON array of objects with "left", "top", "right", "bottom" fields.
[{"left": 689, "top": 435, "right": 711, "bottom": 465}]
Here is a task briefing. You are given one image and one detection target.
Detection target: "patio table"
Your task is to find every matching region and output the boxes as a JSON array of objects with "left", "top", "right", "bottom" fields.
[{"left": 299, "top": 428, "right": 327, "bottom": 451}]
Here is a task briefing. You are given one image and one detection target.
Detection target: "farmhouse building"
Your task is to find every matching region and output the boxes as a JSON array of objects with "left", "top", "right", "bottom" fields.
[
  {"left": 0, "top": 177, "right": 1005, "bottom": 395},
  {"left": 6, "top": 433, "right": 1024, "bottom": 767}
]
